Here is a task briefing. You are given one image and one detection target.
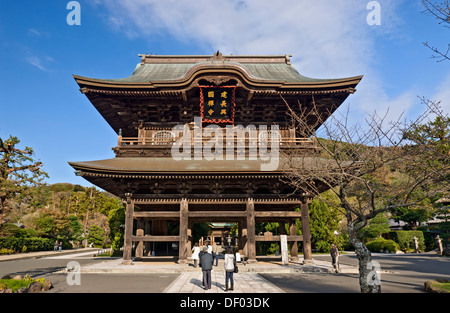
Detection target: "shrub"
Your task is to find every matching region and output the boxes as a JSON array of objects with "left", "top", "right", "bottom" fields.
[
  {"left": 87, "top": 225, "right": 106, "bottom": 247},
  {"left": 388, "top": 231, "right": 425, "bottom": 251},
  {"left": 0, "top": 279, "right": 31, "bottom": 292},
  {"left": 315, "top": 240, "right": 332, "bottom": 252},
  {"left": 0, "top": 248, "right": 15, "bottom": 255},
  {"left": 0, "top": 275, "right": 52, "bottom": 293},
  {"left": 267, "top": 243, "right": 280, "bottom": 255},
  {"left": 366, "top": 237, "right": 399, "bottom": 253},
  {"left": 0, "top": 237, "right": 55, "bottom": 253}
]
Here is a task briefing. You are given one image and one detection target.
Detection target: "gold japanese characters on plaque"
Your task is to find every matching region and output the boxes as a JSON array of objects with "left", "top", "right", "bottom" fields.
[{"left": 199, "top": 86, "right": 236, "bottom": 124}]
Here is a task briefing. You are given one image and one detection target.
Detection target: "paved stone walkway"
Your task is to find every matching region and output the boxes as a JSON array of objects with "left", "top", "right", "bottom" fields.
[{"left": 163, "top": 271, "right": 285, "bottom": 293}]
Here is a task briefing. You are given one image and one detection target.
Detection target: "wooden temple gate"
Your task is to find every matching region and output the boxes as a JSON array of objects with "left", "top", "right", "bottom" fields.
[
  {"left": 69, "top": 52, "right": 361, "bottom": 266},
  {"left": 123, "top": 196, "right": 313, "bottom": 264}
]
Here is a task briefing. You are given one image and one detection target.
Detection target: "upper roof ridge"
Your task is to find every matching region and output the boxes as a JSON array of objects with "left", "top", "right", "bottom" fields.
[{"left": 138, "top": 51, "right": 292, "bottom": 65}]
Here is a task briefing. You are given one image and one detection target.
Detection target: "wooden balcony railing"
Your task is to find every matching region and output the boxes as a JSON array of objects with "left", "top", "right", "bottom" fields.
[{"left": 117, "top": 135, "right": 317, "bottom": 148}]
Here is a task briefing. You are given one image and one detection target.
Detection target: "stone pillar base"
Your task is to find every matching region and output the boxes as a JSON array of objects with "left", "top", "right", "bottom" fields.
[{"left": 121, "top": 260, "right": 134, "bottom": 265}]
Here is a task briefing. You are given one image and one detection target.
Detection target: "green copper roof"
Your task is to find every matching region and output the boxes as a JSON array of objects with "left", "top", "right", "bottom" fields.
[
  {"left": 82, "top": 53, "right": 348, "bottom": 84},
  {"left": 101, "top": 62, "right": 328, "bottom": 83}
]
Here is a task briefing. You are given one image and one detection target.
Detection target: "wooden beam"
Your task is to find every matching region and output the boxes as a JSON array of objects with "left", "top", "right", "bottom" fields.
[
  {"left": 255, "top": 235, "right": 303, "bottom": 241},
  {"left": 132, "top": 235, "right": 180, "bottom": 242},
  {"left": 188, "top": 211, "right": 247, "bottom": 218},
  {"left": 134, "top": 211, "right": 180, "bottom": 218},
  {"left": 132, "top": 197, "right": 303, "bottom": 205},
  {"left": 134, "top": 211, "right": 300, "bottom": 219},
  {"left": 254, "top": 211, "right": 301, "bottom": 218}
]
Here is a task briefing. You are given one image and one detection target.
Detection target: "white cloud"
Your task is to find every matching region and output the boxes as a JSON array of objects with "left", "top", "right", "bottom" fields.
[
  {"left": 26, "top": 56, "right": 47, "bottom": 71},
  {"left": 28, "top": 28, "right": 41, "bottom": 36},
  {"left": 25, "top": 55, "right": 53, "bottom": 71},
  {"left": 432, "top": 71, "right": 450, "bottom": 115},
  {"left": 100, "top": 0, "right": 371, "bottom": 76},
  {"left": 96, "top": 0, "right": 418, "bottom": 122}
]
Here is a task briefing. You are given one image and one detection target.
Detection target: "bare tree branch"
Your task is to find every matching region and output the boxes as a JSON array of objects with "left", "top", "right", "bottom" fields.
[{"left": 422, "top": 0, "right": 450, "bottom": 61}]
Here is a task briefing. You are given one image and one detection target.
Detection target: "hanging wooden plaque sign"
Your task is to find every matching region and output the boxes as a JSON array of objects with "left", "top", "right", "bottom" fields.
[{"left": 199, "top": 86, "right": 236, "bottom": 124}]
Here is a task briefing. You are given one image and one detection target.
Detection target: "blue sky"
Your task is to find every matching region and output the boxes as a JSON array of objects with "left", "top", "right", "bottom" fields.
[{"left": 0, "top": 0, "right": 449, "bottom": 188}]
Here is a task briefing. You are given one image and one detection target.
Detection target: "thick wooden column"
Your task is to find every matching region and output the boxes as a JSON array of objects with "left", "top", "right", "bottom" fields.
[
  {"left": 135, "top": 219, "right": 144, "bottom": 260},
  {"left": 144, "top": 221, "right": 151, "bottom": 256},
  {"left": 238, "top": 219, "right": 245, "bottom": 255},
  {"left": 187, "top": 221, "right": 193, "bottom": 257},
  {"left": 246, "top": 198, "right": 257, "bottom": 263},
  {"left": 178, "top": 198, "right": 189, "bottom": 264},
  {"left": 279, "top": 221, "right": 287, "bottom": 235},
  {"left": 122, "top": 193, "right": 134, "bottom": 264},
  {"left": 242, "top": 225, "right": 248, "bottom": 258},
  {"left": 153, "top": 220, "right": 168, "bottom": 235},
  {"left": 289, "top": 220, "right": 299, "bottom": 261},
  {"left": 300, "top": 198, "right": 313, "bottom": 264}
]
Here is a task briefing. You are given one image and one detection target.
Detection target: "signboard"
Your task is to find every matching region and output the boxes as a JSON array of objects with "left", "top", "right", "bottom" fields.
[
  {"left": 199, "top": 86, "right": 236, "bottom": 124},
  {"left": 280, "top": 234, "right": 288, "bottom": 265}
]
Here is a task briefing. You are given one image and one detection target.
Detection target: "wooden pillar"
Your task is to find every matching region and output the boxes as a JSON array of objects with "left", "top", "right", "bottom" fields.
[
  {"left": 135, "top": 219, "right": 144, "bottom": 260},
  {"left": 242, "top": 228, "right": 248, "bottom": 257},
  {"left": 301, "top": 198, "right": 313, "bottom": 264},
  {"left": 178, "top": 198, "right": 189, "bottom": 264},
  {"left": 153, "top": 220, "right": 168, "bottom": 235},
  {"left": 289, "top": 220, "right": 299, "bottom": 261},
  {"left": 279, "top": 221, "right": 287, "bottom": 235},
  {"left": 187, "top": 221, "right": 193, "bottom": 257},
  {"left": 246, "top": 198, "right": 257, "bottom": 263},
  {"left": 122, "top": 193, "right": 134, "bottom": 264},
  {"left": 144, "top": 221, "right": 151, "bottom": 256},
  {"left": 238, "top": 219, "right": 245, "bottom": 255}
]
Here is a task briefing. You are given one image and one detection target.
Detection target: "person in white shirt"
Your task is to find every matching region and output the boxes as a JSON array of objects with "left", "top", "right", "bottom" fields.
[
  {"left": 191, "top": 243, "right": 200, "bottom": 268},
  {"left": 223, "top": 247, "right": 236, "bottom": 291}
]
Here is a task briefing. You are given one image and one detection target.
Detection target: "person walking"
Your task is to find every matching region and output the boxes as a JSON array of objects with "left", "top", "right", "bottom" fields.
[
  {"left": 224, "top": 247, "right": 236, "bottom": 291},
  {"left": 58, "top": 241, "right": 63, "bottom": 252},
  {"left": 330, "top": 243, "right": 339, "bottom": 273},
  {"left": 212, "top": 242, "right": 220, "bottom": 266},
  {"left": 206, "top": 241, "right": 212, "bottom": 254},
  {"left": 54, "top": 240, "right": 59, "bottom": 252},
  {"left": 192, "top": 243, "right": 200, "bottom": 268},
  {"left": 199, "top": 246, "right": 214, "bottom": 290}
]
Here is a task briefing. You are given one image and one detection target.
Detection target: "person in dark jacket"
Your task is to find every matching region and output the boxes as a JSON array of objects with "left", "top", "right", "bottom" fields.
[{"left": 199, "top": 246, "right": 214, "bottom": 289}]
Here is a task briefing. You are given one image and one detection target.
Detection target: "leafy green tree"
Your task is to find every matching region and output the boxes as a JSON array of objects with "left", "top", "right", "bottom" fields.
[
  {"left": 108, "top": 204, "right": 125, "bottom": 255},
  {"left": 403, "top": 105, "right": 450, "bottom": 189},
  {"left": 87, "top": 225, "right": 106, "bottom": 247},
  {"left": 361, "top": 213, "right": 391, "bottom": 241},
  {"left": 283, "top": 99, "right": 441, "bottom": 293},
  {"left": 192, "top": 223, "right": 210, "bottom": 244},
  {"left": 0, "top": 136, "right": 48, "bottom": 223},
  {"left": 32, "top": 208, "right": 70, "bottom": 239},
  {"left": 67, "top": 215, "right": 83, "bottom": 243},
  {"left": 307, "top": 198, "right": 345, "bottom": 252},
  {"left": 390, "top": 201, "right": 435, "bottom": 230}
]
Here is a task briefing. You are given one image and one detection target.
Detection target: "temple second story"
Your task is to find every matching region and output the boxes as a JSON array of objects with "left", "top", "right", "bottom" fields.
[{"left": 73, "top": 52, "right": 362, "bottom": 158}]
